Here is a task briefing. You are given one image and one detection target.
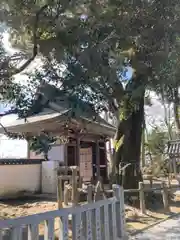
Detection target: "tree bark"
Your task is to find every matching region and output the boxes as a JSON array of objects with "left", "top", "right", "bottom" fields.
[
  {"left": 119, "top": 96, "right": 144, "bottom": 189},
  {"left": 111, "top": 76, "right": 145, "bottom": 189},
  {"left": 173, "top": 89, "right": 180, "bottom": 137}
]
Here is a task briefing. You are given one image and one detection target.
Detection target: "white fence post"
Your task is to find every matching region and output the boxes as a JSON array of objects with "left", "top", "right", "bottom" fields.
[
  {"left": 119, "top": 186, "right": 127, "bottom": 238},
  {"left": 104, "top": 203, "right": 110, "bottom": 240},
  {"left": 113, "top": 184, "right": 126, "bottom": 239},
  {"left": 28, "top": 224, "right": 39, "bottom": 240},
  {"left": 112, "top": 185, "right": 119, "bottom": 239},
  {"left": 59, "top": 215, "right": 69, "bottom": 240},
  {"left": 11, "top": 227, "right": 23, "bottom": 240},
  {"left": 44, "top": 219, "right": 54, "bottom": 240},
  {"left": 95, "top": 207, "right": 102, "bottom": 240},
  {"left": 72, "top": 212, "right": 82, "bottom": 240},
  {"left": 86, "top": 210, "right": 93, "bottom": 240},
  {"left": 81, "top": 211, "right": 87, "bottom": 239}
]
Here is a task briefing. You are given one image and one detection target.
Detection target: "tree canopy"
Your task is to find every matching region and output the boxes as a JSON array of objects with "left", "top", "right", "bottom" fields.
[
  {"left": 0, "top": 0, "right": 180, "bottom": 188},
  {"left": 2, "top": 0, "right": 179, "bottom": 98}
]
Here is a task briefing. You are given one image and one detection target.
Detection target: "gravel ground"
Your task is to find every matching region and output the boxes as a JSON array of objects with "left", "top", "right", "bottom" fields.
[{"left": 130, "top": 215, "right": 180, "bottom": 239}]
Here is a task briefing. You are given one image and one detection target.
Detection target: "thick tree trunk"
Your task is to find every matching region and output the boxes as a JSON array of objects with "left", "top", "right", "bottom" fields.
[
  {"left": 119, "top": 96, "right": 144, "bottom": 189},
  {"left": 111, "top": 76, "right": 145, "bottom": 189},
  {"left": 173, "top": 89, "right": 180, "bottom": 136}
]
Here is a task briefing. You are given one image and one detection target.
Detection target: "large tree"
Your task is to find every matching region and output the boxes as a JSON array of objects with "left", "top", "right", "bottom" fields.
[{"left": 1, "top": 0, "right": 180, "bottom": 188}]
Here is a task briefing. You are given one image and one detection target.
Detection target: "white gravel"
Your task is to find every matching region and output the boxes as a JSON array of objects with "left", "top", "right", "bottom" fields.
[{"left": 130, "top": 215, "right": 180, "bottom": 239}]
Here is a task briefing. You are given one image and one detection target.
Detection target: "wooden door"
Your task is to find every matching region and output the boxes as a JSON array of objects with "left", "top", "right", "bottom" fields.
[{"left": 80, "top": 147, "right": 93, "bottom": 182}]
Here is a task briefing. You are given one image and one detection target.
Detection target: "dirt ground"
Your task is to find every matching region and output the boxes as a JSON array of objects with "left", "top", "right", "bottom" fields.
[
  {"left": 126, "top": 193, "right": 180, "bottom": 234},
  {"left": 0, "top": 199, "right": 58, "bottom": 220},
  {"left": 0, "top": 179, "right": 180, "bottom": 236},
  {"left": 1, "top": 194, "right": 180, "bottom": 236},
  {"left": 0, "top": 199, "right": 65, "bottom": 238}
]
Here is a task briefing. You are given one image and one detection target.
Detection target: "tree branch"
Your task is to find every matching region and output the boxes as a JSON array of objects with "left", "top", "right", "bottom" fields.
[
  {"left": 0, "top": 122, "right": 9, "bottom": 135},
  {"left": 3, "top": 4, "right": 48, "bottom": 77}
]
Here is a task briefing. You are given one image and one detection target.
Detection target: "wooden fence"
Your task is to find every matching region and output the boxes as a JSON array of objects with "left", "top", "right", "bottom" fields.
[
  {"left": 0, "top": 185, "right": 126, "bottom": 240},
  {"left": 105, "top": 181, "right": 177, "bottom": 214},
  {"left": 123, "top": 181, "right": 173, "bottom": 214}
]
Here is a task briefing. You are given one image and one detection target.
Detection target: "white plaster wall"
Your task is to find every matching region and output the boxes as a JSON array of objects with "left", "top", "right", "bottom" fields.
[
  {"left": 0, "top": 164, "right": 41, "bottom": 198},
  {"left": 48, "top": 145, "right": 64, "bottom": 162},
  {"left": 29, "top": 150, "right": 44, "bottom": 159},
  {"left": 29, "top": 144, "right": 65, "bottom": 162},
  {"left": 41, "top": 161, "right": 59, "bottom": 194}
]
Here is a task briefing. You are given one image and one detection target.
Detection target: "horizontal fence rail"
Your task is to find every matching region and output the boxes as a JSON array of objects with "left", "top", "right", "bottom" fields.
[{"left": 0, "top": 185, "right": 126, "bottom": 240}]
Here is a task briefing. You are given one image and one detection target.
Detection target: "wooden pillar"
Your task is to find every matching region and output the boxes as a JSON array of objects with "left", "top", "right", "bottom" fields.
[
  {"left": 27, "top": 141, "right": 30, "bottom": 158},
  {"left": 76, "top": 135, "right": 80, "bottom": 167},
  {"left": 172, "top": 158, "right": 177, "bottom": 178},
  {"left": 71, "top": 167, "right": 78, "bottom": 206},
  {"left": 161, "top": 181, "right": 170, "bottom": 212},
  {"left": 87, "top": 184, "right": 93, "bottom": 203},
  {"left": 169, "top": 160, "right": 173, "bottom": 174},
  {"left": 141, "top": 128, "right": 145, "bottom": 167},
  {"left": 96, "top": 139, "right": 100, "bottom": 180},
  {"left": 57, "top": 176, "right": 63, "bottom": 209},
  {"left": 64, "top": 145, "right": 68, "bottom": 166},
  {"left": 139, "top": 182, "right": 146, "bottom": 214},
  {"left": 76, "top": 135, "right": 81, "bottom": 186}
]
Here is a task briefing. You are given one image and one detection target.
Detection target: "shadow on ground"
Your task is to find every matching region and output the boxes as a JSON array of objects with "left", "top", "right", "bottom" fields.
[{"left": 132, "top": 215, "right": 180, "bottom": 239}]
